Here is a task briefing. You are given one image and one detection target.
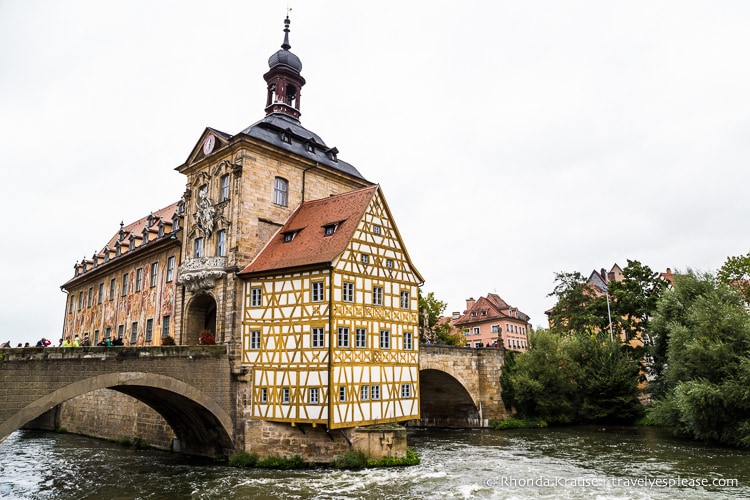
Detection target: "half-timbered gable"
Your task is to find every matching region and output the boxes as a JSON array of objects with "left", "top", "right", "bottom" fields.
[{"left": 239, "top": 185, "right": 423, "bottom": 428}]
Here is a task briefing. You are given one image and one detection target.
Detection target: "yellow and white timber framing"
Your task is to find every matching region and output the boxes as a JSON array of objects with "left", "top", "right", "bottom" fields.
[{"left": 241, "top": 188, "right": 422, "bottom": 429}]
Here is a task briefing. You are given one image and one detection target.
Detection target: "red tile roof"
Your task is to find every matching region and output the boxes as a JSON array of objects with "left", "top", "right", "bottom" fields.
[{"left": 239, "top": 186, "right": 379, "bottom": 276}]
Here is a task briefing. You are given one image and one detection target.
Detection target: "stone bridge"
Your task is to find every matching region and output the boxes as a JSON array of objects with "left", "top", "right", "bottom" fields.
[
  {"left": 0, "top": 345, "right": 506, "bottom": 456},
  {"left": 0, "top": 346, "right": 236, "bottom": 457},
  {"left": 417, "top": 345, "right": 507, "bottom": 427}
]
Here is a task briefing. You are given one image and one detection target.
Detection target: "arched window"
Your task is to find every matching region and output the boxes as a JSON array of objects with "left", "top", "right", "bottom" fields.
[{"left": 274, "top": 177, "right": 288, "bottom": 206}]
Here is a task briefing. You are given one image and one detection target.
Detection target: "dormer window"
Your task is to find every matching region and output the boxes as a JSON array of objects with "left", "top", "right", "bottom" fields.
[
  {"left": 323, "top": 223, "right": 337, "bottom": 236},
  {"left": 327, "top": 147, "right": 338, "bottom": 162},
  {"left": 306, "top": 141, "right": 315, "bottom": 153},
  {"left": 282, "top": 231, "right": 297, "bottom": 242},
  {"left": 281, "top": 131, "right": 292, "bottom": 144}
]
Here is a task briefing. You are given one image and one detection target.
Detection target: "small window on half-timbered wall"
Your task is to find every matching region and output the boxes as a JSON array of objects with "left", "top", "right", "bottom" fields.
[
  {"left": 312, "top": 327, "right": 325, "bottom": 348},
  {"left": 400, "top": 291, "right": 410, "bottom": 309},
  {"left": 250, "top": 288, "right": 262, "bottom": 307},
  {"left": 274, "top": 177, "right": 288, "bottom": 206},
  {"left": 404, "top": 331, "right": 413, "bottom": 350},
  {"left": 312, "top": 281, "right": 325, "bottom": 302},
  {"left": 250, "top": 330, "right": 261, "bottom": 349},
  {"left": 343, "top": 282, "right": 354, "bottom": 302},
  {"left": 309, "top": 387, "right": 319, "bottom": 404}
]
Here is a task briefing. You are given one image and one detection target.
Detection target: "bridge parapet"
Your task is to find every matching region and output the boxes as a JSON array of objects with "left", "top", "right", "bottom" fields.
[{"left": 0, "top": 345, "right": 228, "bottom": 361}]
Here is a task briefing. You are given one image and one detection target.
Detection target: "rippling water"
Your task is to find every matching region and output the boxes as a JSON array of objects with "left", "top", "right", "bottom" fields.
[{"left": 1, "top": 426, "right": 748, "bottom": 499}]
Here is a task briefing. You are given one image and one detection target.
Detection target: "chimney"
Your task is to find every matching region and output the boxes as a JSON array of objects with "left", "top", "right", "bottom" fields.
[
  {"left": 452, "top": 311, "right": 461, "bottom": 320},
  {"left": 466, "top": 297, "right": 476, "bottom": 311}
]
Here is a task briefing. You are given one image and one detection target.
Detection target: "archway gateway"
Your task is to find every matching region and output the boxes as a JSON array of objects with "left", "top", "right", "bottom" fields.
[{"left": 184, "top": 294, "right": 217, "bottom": 345}]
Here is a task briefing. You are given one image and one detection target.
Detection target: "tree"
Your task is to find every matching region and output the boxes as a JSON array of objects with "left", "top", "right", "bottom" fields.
[
  {"left": 547, "top": 271, "right": 603, "bottom": 335},
  {"left": 418, "top": 289, "right": 463, "bottom": 346},
  {"left": 718, "top": 252, "right": 750, "bottom": 303},
  {"left": 548, "top": 261, "right": 667, "bottom": 342},
  {"left": 608, "top": 260, "right": 667, "bottom": 342},
  {"left": 650, "top": 270, "right": 750, "bottom": 448},
  {"left": 502, "top": 329, "right": 643, "bottom": 424}
]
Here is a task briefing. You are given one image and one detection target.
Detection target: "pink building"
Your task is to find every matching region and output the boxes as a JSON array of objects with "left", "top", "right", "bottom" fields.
[{"left": 451, "top": 294, "right": 530, "bottom": 351}]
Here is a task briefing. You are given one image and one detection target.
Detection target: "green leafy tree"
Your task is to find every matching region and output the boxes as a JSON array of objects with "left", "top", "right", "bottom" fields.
[
  {"left": 718, "top": 252, "right": 750, "bottom": 303},
  {"left": 503, "top": 329, "right": 643, "bottom": 424},
  {"left": 650, "top": 270, "right": 750, "bottom": 448},
  {"left": 418, "top": 289, "right": 463, "bottom": 346},
  {"left": 608, "top": 260, "right": 667, "bottom": 342},
  {"left": 547, "top": 271, "right": 603, "bottom": 335}
]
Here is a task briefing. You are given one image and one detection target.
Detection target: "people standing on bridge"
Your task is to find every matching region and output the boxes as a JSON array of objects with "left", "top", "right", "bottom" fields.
[
  {"left": 112, "top": 337, "right": 123, "bottom": 346},
  {"left": 81, "top": 335, "right": 90, "bottom": 347},
  {"left": 72, "top": 335, "right": 81, "bottom": 347},
  {"left": 36, "top": 337, "right": 51, "bottom": 347},
  {"left": 62, "top": 337, "right": 72, "bottom": 347},
  {"left": 0, "top": 340, "right": 10, "bottom": 348}
]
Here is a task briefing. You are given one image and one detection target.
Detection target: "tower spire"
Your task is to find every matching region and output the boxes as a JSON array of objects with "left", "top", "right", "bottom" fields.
[{"left": 264, "top": 13, "right": 306, "bottom": 120}]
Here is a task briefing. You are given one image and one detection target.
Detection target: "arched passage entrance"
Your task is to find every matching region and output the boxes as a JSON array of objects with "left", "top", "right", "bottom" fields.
[
  {"left": 184, "top": 294, "right": 217, "bottom": 345},
  {"left": 416, "top": 369, "right": 480, "bottom": 427}
]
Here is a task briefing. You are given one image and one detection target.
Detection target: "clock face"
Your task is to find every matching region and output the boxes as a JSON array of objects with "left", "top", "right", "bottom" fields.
[{"left": 203, "top": 134, "right": 216, "bottom": 155}]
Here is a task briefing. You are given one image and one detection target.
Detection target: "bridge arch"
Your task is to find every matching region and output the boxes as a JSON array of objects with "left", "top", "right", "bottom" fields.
[
  {"left": 2, "top": 372, "right": 234, "bottom": 457},
  {"left": 417, "top": 368, "right": 481, "bottom": 427}
]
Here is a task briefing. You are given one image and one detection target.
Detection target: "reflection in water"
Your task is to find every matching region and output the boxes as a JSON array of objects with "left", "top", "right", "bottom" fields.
[{"left": 0, "top": 427, "right": 747, "bottom": 499}]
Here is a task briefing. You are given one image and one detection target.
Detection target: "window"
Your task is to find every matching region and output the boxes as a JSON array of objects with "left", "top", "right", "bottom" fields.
[
  {"left": 166, "top": 256, "right": 175, "bottom": 282},
  {"left": 220, "top": 174, "right": 230, "bottom": 202},
  {"left": 312, "top": 281, "right": 324, "bottom": 302},
  {"left": 309, "top": 387, "right": 319, "bottom": 404},
  {"left": 162, "top": 316, "right": 170, "bottom": 338},
  {"left": 464, "top": 328, "right": 470, "bottom": 336},
  {"left": 194, "top": 237, "right": 203, "bottom": 258},
  {"left": 216, "top": 229, "right": 226, "bottom": 257},
  {"left": 135, "top": 268, "right": 143, "bottom": 292},
  {"left": 361, "top": 254, "right": 369, "bottom": 265},
  {"left": 87, "top": 287, "right": 93, "bottom": 307},
  {"left": 130, "top": 322, "right": 138, "bottom": 344},
  {"left": 94, "top": 330, "right": 99, "bottom": 344},
  {"left": 98, "top": 283, "right": 104, "bottom": 304},
  {"left": 356, "top": 328, "right": 367, "bottom": 348},
  {"left": 400, "top": 291, "right": 410, "bottom": 309},
  {"left": 282, "top": 231, "right": 296, "bottom": 242},
  {"left": 274, "top": 177, "right": 288, "bottom": 206},
  {"left": 250, "top": 330, "right": 261, "bottom": 350},
  {"left": 339, "top": 386, "right": 346, "bottom": 402},
  {"left": 360, "top": 385, "right": 369, "bottom": 401},
  {"left": 110, "top": 278, "right": 116, "bottom": 300},
  {"left": 404, "top": 331, "right": 413, "bottom": 350},
  {"left": 312, "top": 327, "right": 324, "bottom": 348},
  {"left": 386, "top": 259, "right": 394, "bottom": 269},
  {"left": 260, "top": 388, "right": 268, "bottom": 403},
  {"left": 380, "top": 330, "right": 390, "bottom": 349},
  {"left": 282, "top": 388, "right": 290, "bottom": 404},
  {"left": 150, "top": 262, "right": 158, "bottom": 287},
  {"left": 323, "top": 224, "right": 336, "bottom": 236},
  {"left": 338, "top": 327, "right": 350, "bottom": 348},
  {"left": 474, "top": 327, "right": 480, "bottom": 335},
  {"left": 371, "top": 385, "right": 380, "bottom": 400},
  {"left": 77, "top": 291, "right": 82, "bottom": 310},
  {"left": 105, "top": 327, "right": 111, "bottom": 339},
  {"left": 373, "top": 225, "right": 381, "bottom": 235},
  {"left": 145, "top": 319, "right": 153, "bottom": 342},
  {"left": 343, "top": 282, "right": 354, "bottom": 302},
  {"left": 491, "top": 325, "right": 499, "bottom": 333},
  {"left": 250, "top": 287, "right": 262, "bottom": 307},
  {"left": 117, "top": 325, "right": 124, "bottom": 339},
  {"left": 373, "top": 286, "right": 383, "bottom": 305},
  {"left": 68, "top": 296, "right": 74, "bottom": 314},
  {"left": 401, "top": 384, "right": 412, "bottom": 398}
]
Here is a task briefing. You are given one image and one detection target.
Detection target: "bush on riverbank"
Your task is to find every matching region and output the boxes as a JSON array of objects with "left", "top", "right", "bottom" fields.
[
  {"left": 489, "top": 417, "right": 547, "bottom": 430},
  {"left": 330, "top": 448, "right": 420, "bottom": 469}
]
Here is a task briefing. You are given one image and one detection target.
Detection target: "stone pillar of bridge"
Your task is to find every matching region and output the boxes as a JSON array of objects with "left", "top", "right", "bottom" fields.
[{"left": 475, "top": 348, "right": 509, "bottom": 425}]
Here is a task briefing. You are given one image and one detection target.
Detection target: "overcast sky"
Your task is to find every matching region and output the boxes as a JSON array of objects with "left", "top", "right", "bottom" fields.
[{"left": 2, "top": 1, "right": 749, "bottom": 347}]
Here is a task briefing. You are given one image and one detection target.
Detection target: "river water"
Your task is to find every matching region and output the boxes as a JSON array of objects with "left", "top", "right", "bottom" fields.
[{"left": 0, "top": 426, "right": 747, "bottom": 499}]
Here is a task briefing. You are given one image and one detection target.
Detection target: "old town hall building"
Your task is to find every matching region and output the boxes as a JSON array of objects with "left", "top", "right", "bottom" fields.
[{"left": 60, "top": 16, "right": 423, "bottom": 434}]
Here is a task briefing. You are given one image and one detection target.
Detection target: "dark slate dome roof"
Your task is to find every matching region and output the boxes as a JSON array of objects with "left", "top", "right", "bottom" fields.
[{"left": 268, "top": 48, "right": 302, "bottom": 73}]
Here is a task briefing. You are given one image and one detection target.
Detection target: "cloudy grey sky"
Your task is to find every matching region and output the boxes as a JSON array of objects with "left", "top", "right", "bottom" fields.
[{"left": 2, "top": 1, "right": 749, "bottom": 347}]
